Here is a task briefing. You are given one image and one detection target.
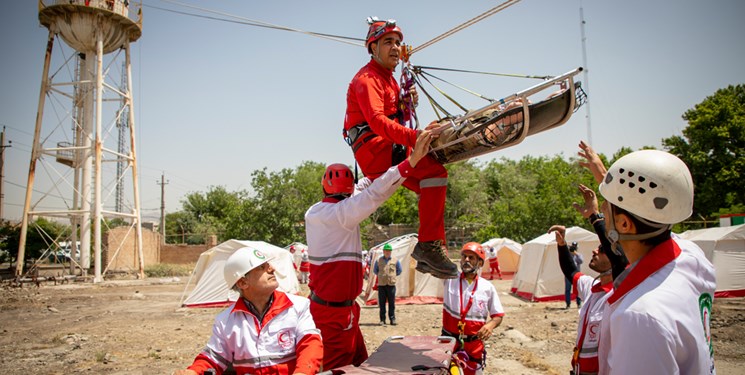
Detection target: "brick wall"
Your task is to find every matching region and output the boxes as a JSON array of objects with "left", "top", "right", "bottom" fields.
[
  {"left": 103, "top": 227, "right": 160, "bottom": 272},
  {"left": 160, "top": 244, "right": 209, "bottom": 264}
]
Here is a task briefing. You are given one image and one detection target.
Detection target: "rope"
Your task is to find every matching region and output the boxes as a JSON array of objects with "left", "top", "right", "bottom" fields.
[
  {"left": 417, "top": 73, "right": 470, "bottom": 113},
  {"left": 150, "top": 0, "right": 365, "bottom": 47},
  {"left": 418, "top": 70, "right": 495, "bottom": 102},
  {"left": 415, "top": 65, "right": 552, "bottom": 80},
  {"left": 409, "top": 0, "right": 522, "bottom": 55}
]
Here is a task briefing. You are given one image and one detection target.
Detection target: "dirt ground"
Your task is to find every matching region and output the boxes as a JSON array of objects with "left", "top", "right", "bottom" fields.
[{"left": 0, "top": 276, "right": 743, "bottom": 374}]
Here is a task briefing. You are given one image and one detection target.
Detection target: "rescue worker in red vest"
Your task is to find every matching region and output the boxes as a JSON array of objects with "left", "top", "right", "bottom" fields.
[
  {"left": 174, "top": 246, "right": 323, "bottom": 375},
  {"left": 373, "top": 243, "right": 402, "bottom": 326},
  {"left": 305, "top": 131, "right": 435, "bottom": 370},
  {"left": 441, "top": 242, "right": 504, "bottom": 375},
  {"left": 344, "top": 17, "right": 457, "bottom": 279},
  {"left": 596, "top": 150, "right": 716, "bottom": 374}
]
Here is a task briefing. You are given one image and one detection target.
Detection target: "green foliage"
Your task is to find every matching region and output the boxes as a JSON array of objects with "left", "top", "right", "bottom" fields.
[
  {"left": 663, "top": 84, "right": 745, "bottom": 219},
  {"left": 144, "top": 263, "right": 195, "bottom": 277},
  {"left": 0, "top": 218, "right": 70, "bottom": 261}
]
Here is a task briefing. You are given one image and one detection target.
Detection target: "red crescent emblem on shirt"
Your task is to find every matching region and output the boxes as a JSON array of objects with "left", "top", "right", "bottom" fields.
[{"left": 277, "top": 329, "right": 293, "bottom": 349}]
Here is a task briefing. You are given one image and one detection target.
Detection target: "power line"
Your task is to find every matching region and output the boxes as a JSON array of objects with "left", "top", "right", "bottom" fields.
[{"left": 147, "top": 0, "right": 364, "bottom": 47}]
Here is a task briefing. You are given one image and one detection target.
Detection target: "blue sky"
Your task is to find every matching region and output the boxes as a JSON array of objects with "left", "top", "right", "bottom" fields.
[{"left": 1, "top": 0, "right": 743, "bottom": 223}]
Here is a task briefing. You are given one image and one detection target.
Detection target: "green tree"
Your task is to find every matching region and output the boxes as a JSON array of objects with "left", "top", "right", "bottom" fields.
[{"left": 663, "top": 84, "right": 745, "bottom": 219}]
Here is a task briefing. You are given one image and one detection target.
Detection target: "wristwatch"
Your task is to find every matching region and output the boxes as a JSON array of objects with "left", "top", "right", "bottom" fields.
[{"left": 589, "top": 212, "right": 605, "bottom": 224}]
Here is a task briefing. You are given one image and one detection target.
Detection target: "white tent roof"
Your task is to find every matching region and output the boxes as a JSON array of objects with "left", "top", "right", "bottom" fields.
[
  {"left": 678, "top": 224, "right": 745, "bottom": 297},
  {"left": 361, "top": 234, "right": 444, "bottom": 305},
  {"left": 481, "top": 238, "right": 522, "bottom": 273},
  {"left": 511, "top": 226, "right": 600, "bottom": 302},
  {"left": 181, "top": 239, "right": 299, "bottom": 308}
]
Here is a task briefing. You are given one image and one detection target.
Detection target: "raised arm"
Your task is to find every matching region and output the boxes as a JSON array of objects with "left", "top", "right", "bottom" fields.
[
  {"left": 548, "top": 225, "right": 579, "bottom": 280},
  {"left": 578, "top": 140, "right": 607, "bottom": 184}
]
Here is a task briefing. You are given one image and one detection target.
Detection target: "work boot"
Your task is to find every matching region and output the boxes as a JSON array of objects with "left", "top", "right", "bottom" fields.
[
  {"left": 416, "top": 262, "right": 457, "bottom": 279},
  {"left": 380, "top": 320, "right": 386, "bottom": 326},
  {"left": 390, "top": 318, "right": 397, "bottom": 326},
  {"left": 411, "top": 240, "right": 458, "bottom": 278}
]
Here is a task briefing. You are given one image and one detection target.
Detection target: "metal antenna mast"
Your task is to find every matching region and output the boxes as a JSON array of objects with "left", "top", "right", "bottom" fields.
[{"left": 580, "top": 0, "right": 593, "bottom": 145}]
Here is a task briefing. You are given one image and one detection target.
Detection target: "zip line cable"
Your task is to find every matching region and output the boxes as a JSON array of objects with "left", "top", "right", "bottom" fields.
[
  {"left": 150, "top": 0, "right": 364, "bottom": 47},
  {"left": 409, "top": 0, "right": 522, "bottom": 55}
]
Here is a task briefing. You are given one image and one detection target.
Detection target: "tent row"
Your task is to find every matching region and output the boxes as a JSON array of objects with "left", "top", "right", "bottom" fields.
[{"left": 180, "top": 224, "right": 744, "bottom": 307}]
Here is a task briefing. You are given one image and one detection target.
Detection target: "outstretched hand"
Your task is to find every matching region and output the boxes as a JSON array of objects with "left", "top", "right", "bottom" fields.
[
  {"left": 548, "top": 225, "right": 567, "bottom": 246},
  {"left": 409, "top": 130, "right": 434, "bottom": 168},
  {"left": 572, "top": 184, "right": 599, "bottom": 219},
  {"left": 578, "top": 140, "right": 607, "bottom": 184}
]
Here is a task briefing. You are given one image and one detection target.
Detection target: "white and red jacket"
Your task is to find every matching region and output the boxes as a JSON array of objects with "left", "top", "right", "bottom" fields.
[
  {"left": 599, "top": 238, "right": 716, "bottom": 374},
  {"left": 572, "top": 273, "right": 612, "bottom": 374},
  {"left": 304, "top": 162, "right": 412, "bottom": 302},
  {"left": 187, "top": 291, "right": 322, "bottom": 375},
  {"left": 442, "top": 273, "right": 505, "bottom": 336}
]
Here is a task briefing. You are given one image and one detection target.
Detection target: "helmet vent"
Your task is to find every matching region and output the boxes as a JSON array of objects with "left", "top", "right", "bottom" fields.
[
  {"left": 618, "top": 196, "right": 624, "bottom": 202},
  {"left": 629, "top": 182, "right": 636, "bottom": 188},
  {"left": 653, "top": 197, "right": 669, "bottom": 209},
  {"left": 620, "top": 178, "right": 626, "bottom": 184},
  {"left": 639, "top": 188, "right": 646, "bottom": 194},
  {"left": 605, "top": 173, "right": 614, "bottom": 184},
  {"left": 638, "top": 176, "right": 646, "bottom": 182},
  {"left": 649, "top": 182, "right": 658, "bottom": 189}
]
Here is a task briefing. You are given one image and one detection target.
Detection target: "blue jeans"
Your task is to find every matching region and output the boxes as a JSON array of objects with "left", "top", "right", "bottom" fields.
[
  {"left": 378, "top": 285, "right": 396, "bottom": 322},
  {"left": 565, "top": 277, "right": 581, "bottom": 307}
]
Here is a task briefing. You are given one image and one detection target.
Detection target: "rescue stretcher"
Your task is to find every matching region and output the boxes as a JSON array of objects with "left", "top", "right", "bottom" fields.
[
  {"left": 427, "top": 67, "right": 585, "bottom": 164},
  {"left": 319, "top": 336, "right": 459, "bottom": 374}
]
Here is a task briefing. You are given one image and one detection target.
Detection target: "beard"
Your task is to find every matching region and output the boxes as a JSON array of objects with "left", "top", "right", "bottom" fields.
[{"left": 461, "top": 262, "right": 478, "bottom": 274}]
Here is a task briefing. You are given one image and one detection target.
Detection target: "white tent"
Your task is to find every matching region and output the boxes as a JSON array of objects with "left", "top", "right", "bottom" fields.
[
  {"left": 361, "top": 234, "right": 444, "bottom": 305},
  {"left": 678, "top": 224, "right": 745, "bottom": 298},
  {"left": 481, "top": 238, "right": 522, "bottom": 274},
  {"left": 181, "top": 239, "right": 300, "bottom": 308},
  {"left": 510, "top": 226, "right": 600, "bottom": 302}
]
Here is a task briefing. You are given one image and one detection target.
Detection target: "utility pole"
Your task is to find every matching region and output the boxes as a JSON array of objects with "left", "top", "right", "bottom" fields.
[
  {"left": 158, "top": 173, "right": 168, "bottom": 243},
  {"left": 0, "top": 127, "right": 11, "bottom": 221}
]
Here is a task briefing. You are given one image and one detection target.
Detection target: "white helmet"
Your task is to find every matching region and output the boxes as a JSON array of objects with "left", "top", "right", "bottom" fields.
[
  {"left": 224, "top": 246, "right": 274, "bottom": 289},
  {"left": 599, "top": 150, "right": 693, "bottom": 224}
]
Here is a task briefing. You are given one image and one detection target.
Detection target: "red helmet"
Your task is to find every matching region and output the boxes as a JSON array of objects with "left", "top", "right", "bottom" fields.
[
  {"left": 461, "top": 242, "right": 486, "bottom": 262},
  {"left": 365, "top": 17, "right": 403, "bottom": 53},
  {"left": 322, "top": 163, "right": 354, "bottom": 195}
]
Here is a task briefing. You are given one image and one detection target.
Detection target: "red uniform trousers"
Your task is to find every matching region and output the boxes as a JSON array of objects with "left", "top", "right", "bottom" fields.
[
  {"left": 353, "top": 136, "right": 447, "bottom": 242},
  {"left": 489, "top": 259, "right": 502, "bottom": 278},
  {"left": 309, "top": 301, "right": 368, "bottom": 370},
  {"left": 456, "top": 339, "right": 485, "bottom": 375}
]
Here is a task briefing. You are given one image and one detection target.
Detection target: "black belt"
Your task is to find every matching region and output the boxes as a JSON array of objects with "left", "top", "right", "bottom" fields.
[
  {"left": 309, "top": 292, "right": 354, "bottom": 307},
  {"left": 441, "top": 329, "right": 480, "bottom": 343}
]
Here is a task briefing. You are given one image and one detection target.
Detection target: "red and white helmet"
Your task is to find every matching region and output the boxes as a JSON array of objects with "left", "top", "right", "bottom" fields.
[
  {"left": 365, "top": 16, "right": 403, "bottom": 53},
  {"left": 461, "top": 242, "right": 486, "bottom": 262},
  {"left": 322, "top": 163, "right": 354, "bottom": 196}
]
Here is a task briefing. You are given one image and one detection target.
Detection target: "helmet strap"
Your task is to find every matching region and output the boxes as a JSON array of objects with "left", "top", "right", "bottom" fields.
[{"left": 607, "top": 204, "right": 671, "bottom": 252}]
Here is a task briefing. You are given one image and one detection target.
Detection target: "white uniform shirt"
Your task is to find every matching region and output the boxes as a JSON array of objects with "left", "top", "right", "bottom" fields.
[
  {"left": 442, "top": 274, "right": 505, "bottom": 335},
  {"left": 199, "top": 292, "right": 321, "bottom": 373},
  {"left": 573, "top": 273, "right": 612, "bottom": 374},
  {"left": 599, "top": 238, "right": 716, "bottom": 375},
  {"left": 486, "top": 247, "right": 498, "bottom": 261},
  {"left": 304, "top": 163, "right": 409, "bottom": 301}
]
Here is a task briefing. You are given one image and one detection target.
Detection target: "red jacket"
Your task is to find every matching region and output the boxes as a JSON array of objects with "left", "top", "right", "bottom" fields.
[{"left": 344, "top": 59, "right": 417, "bottom": 148}]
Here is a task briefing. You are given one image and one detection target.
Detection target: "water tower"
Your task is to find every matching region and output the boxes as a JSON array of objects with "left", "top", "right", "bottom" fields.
[{"left": 17, "top": 0, "right": 144, "bottom": 282}]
